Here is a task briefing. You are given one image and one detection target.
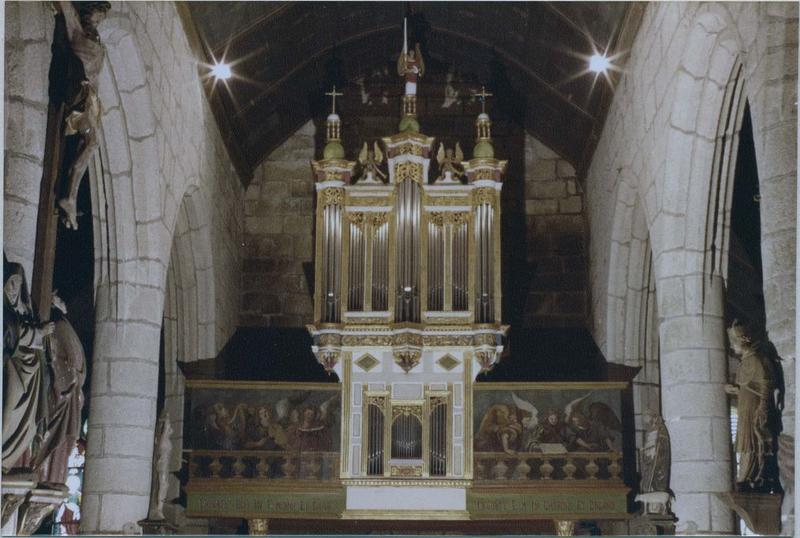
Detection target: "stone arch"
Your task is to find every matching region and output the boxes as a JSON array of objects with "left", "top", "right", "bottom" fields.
[{"left": 649, "top": 6, "right": 746, "bottom": 533}]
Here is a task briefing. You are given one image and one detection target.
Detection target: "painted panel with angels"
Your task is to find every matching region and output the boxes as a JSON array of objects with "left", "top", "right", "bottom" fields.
[
  {"left": 472, "top": 383, "right": 626, "bottom": 482},
  {"left": 185, "top": 381, "right": 341, "bottom": 482}
]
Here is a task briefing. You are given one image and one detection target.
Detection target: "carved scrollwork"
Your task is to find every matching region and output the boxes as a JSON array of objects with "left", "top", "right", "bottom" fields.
[
  {"left": 315, "top": 350, "right": 340, "bottom": 373},
  {"left": 394, "top": 162, "right": 423, "bottom": 184},
  {"left": 321, "top": 187, "right": 344, "bottom": 207},
  {"left": 393, "top": 350, "right": 421, "bottom": 373},
  {"left": 369, "top": 213, "right": 389, "bottom": 227},
  {"left": 472, "top": 187, "right": 496, "bottom": 207}
]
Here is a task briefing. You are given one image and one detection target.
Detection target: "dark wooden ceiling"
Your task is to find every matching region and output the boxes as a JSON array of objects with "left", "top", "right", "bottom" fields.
[{"left": 181, "top": 2, "right": 642, "bottom": 184}]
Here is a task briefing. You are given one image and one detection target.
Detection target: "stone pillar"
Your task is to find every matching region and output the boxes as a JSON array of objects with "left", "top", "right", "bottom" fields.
[
  {"left": 659, "top": 274, "right": 734, "bottom": 533},
  {"left": 80, "top": 283, "right": 161, "bottom": 533}
]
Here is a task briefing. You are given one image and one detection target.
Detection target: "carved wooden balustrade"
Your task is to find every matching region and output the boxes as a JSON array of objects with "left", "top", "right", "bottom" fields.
[
  {"left": 187, "top": 450, "right": 340, "bottom": 482},
  {"left": 473, "top": 451, "right": 623, "bottom": 482}
]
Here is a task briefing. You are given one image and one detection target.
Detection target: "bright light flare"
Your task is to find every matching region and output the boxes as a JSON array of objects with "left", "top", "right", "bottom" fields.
[
  {"left": 211, "top": 61, "right": 232, "bottom": 80},
  {"left": 588, "top": 53, "right": 610, "bottom": 74}
]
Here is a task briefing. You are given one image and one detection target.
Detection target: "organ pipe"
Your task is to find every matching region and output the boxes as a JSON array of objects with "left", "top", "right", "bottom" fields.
[
  {"left": 367, "top": 402, "right": 385, "bottom": 476},
  {"left": 371, "top": 221, "right": 388, "bottom": 310},
  {"left": 452, "top": 220, "right": 468, "bottom": 311},
  {"left": 348, "top": 221, "right": 365, "bottom": 311},
  {"left": 475, "top": 203, "right": 494, "bottom": 322},
  {"left": 322, "top": 203, "right": 342, "bottom": 322},
  {"left": 395, "top": 179, "right": 421, "bottom": 321},
  {"left": 428, "top": 220, "right": 444, "bottom": 311}
]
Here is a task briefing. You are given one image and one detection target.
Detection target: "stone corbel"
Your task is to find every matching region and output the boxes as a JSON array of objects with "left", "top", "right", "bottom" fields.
[{"left": 473, "top": 348, "right": 500, "bottom": 376}]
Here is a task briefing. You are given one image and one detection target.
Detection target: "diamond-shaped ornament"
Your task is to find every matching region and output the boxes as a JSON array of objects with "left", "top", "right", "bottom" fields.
[
  {"left": 355, "top": 354, "right": 380, "bottom": 372},
  {"left": 436, "top": 354, "right": 460, "bottom": 371}
]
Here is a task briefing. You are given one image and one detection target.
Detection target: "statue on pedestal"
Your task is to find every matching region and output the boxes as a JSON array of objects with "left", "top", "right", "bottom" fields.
[
  {"left": 3, "top": 260, "right": 54, "bottom": 473},
  {"left": 33, "top": 292, "right": 86, "bottom": 484},
  {"left": 147, "top": 411, "right": 174, "bottom": 521},
  {"left": 52, "top": 1, "right": 110, "bottom": 230},
  {"left": 725, "top": 319, "right": 784, "bottom": 493},
  {"left": 635, "top": 411, "right": 673, "bottom": 515}
]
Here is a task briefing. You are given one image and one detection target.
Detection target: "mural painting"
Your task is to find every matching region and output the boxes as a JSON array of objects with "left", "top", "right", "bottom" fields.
[
  {"left": 473, "top": 383, "right": 625, "bottom": 481},
  {"left": 185, "top": 382, "right": 341, "bottom": 481}
]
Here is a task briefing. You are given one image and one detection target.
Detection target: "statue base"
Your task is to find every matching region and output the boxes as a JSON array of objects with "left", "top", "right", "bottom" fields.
[
  {"left": 716, "top": 491, "right": 782, "bottom": 535},
  {"left": 137, "top": 518, "right": 178, "bottom": 535},
  {"left": 2, "top": 478, "right": 68, "bottom": 536}
]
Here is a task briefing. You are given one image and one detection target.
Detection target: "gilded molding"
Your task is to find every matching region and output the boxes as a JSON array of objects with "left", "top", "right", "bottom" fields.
[{"left": 472, "top": 187, "right": 496, "bottom": 207}]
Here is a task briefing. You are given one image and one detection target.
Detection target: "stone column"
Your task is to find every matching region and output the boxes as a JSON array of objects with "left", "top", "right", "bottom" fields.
[
  {"left": 659, "top": 274, "right": 733, "bottom": 533},
  {"left": 80, "top": 282, "right": 161, "bottom": 533}
]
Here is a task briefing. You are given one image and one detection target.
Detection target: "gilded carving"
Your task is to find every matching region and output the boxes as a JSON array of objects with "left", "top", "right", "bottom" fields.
[
  {"left": 369, "top": 213, "right": 389, "bottom": 227},
  {"left": 394, "top": 161, "right": 423, "bottom": 184},
  {"left": 393, "top": 350, "right": 421, "bottom": 373},
  {"left": 421, "top": 335, "right": 473, "bottom": 346},
  {"left": 392, "top": 405, "right": 423, "bottom": 420},
  {"left": 321, "top": 187, "right": 344, "bottom": 207},
  {"left": 390, "top": 465, "right": 424, "bottom": 477},
  {"left": 318, "top": 333, "right": 342, "bottom": 347},
  {"left": 394, "top": 143, "right": 425, "bottom": 157},
  {"left": 342, "top": 334, "right": 393, "bottom": 346},
  {"left": 472, "top": 187, "right": 496, "bottom": 207},
  {"left": 347, "top": 212, "right": 366, "bottom": 227}
]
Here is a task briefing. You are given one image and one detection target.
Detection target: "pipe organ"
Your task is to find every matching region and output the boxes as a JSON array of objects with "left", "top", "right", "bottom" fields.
[
  {"left": 183, "top": 29, "right": 632, "bottom": 529},
  {"left": 308, "top": 41, "right": 508, "bottom": 517}
]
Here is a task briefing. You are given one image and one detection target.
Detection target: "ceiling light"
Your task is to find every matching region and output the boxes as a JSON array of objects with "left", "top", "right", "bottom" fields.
[
  {"left": 588, "top": 54, "right": 610, "bottom": 74},
  {"left": 210, "top": 61, "right": 232, "bottom": 80}
]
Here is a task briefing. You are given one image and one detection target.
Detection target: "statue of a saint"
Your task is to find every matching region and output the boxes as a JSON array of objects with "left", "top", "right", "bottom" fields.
[
  {"left": 53, "top": 1, "right": 110, "bottom": 230},
  {"left": 3, "top": 260, "right": 54, "bottom": 472},
  {"left": 725, "top": 319, "right": 784, "bottom": 492},
  {"left": 635, "top": 411, "right": 673, "bottom": 514},
  {"left": 33, "top": 292, "right": 87, "bottom": 484},
  {"left": 147, "top": 411, "right": 173, "bottom": 521}
]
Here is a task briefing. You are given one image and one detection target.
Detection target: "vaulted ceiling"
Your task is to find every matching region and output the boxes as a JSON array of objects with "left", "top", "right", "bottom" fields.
[{"left": 180, "top": 2, "right": 643, "bottom": 184}]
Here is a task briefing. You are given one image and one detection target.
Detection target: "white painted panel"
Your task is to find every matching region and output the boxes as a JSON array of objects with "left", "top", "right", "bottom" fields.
[
  {"left": 453, "top": 414, "right": 462, "bottom": 438},
  {"left": 392, "top": 383, "right": 423, "bottom": 400},
  {"left": 351, "top": 446, "right": 361, "bottom": 476},
  {"left": 352, "top": 413, "right": 361, "bottom": 437},
  {"left": 429, "top": 383, "right": 447, "bottom": 391},
  {"left": 353, "top": 383, "right": 362, "bottom": 406},
  {"left": 368, "top": 382, "right": 386, "bottom": 391},
  {"left": 346, "top": 486, "right": 466, "bottom": 510},
  {"left": 453, "top": 383, "right": 463, "bottom": 407}
]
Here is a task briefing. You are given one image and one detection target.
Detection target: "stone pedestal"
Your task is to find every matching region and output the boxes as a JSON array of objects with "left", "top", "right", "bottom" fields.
[
  {"left": 138, "top": 518, "right": 178, "bottom": 535},
  {"left": 2, "top": 475, "right": 37, "bottom": 535},
  {"left": 717, "top": 491, "right": 782, "bottom": 535},
  {"left": 628, "top": 513, "right": 677, "bottom": 535},
  {"left": 1, "top": 479, "right": 68, "bottom": 536}
]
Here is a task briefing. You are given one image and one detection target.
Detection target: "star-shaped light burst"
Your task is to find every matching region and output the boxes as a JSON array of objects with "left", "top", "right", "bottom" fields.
[
  {"left": 210, "top": 61, "right": 232, "bottom": 80},
  {"left": 588, "top": 53, "right": 610, "bottom": 74}
]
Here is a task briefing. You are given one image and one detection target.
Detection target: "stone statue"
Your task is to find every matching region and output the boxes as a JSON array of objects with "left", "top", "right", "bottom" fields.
[
  {"left": 147, "top": 411, "right": 173, "bottom": 521},
  {"left": 33, "top": 292, "right": 86, "bottom": 484},
  {"left": 52, "top": 1, "right": 110, "bottom": 230},
  {"left": 635, "top": 411, "right": 673, "bottom": 514},
  {"left": 725, "top": 319, "right": 784, "bottom": 492},
  {"left": 3, "top": 260, "right": 54, "bottom": 472}
]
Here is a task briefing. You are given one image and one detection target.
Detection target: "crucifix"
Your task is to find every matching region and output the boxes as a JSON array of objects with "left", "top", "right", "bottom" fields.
[
  {"left": 473, "top": 86, "right": 493, "bottom": 114},
  {"left": 31, "top": 1, "right": 110, "bottom": 322},
  {"left": 325, "top": 85, "right": 343, "bottom": 115}
]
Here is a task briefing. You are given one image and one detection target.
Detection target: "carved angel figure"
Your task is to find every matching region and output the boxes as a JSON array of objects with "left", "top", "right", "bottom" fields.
[
  {"left": 436, "top": 142, "right": 464, "bottom": 183},
  {"left": 357, "top": 141, "right": 386, "bottom": 183},
  {"left": 397, "top": 43, "right": 425, "bottom": 96}
]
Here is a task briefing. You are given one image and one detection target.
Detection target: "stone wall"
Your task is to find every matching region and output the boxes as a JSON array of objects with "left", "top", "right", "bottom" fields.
[
  {"left": 523, "top": 135, "right": 587, "bottom": 327},
  {"left": 3, "top": 2, "right": 244, "bottom": 533},
  {"left": 584, "top": 2, "right": 797, "bottom": 533},
  {"left": 241, "top": 121, "right": 316, "bottom": 328}
]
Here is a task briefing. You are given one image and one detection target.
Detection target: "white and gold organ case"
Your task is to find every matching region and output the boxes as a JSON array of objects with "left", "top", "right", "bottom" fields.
[{"left": 307, "top": 66, "right": 508, "bottom": 518}]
